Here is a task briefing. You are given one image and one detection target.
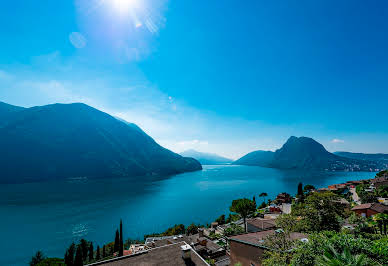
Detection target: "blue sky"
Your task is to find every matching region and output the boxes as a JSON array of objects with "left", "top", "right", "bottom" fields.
[{"left": 1, "top": 0, "right": 388, "bottom": 159}]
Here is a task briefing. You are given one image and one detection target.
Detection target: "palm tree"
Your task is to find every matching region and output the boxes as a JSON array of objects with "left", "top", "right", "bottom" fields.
[{"left": 316, "top": 244, "right": 369, "bottom": 266}]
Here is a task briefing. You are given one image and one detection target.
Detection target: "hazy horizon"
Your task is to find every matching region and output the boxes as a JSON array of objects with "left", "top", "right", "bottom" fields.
[{"left": 1, "top": 0, "right": 388, "bottom": 159}]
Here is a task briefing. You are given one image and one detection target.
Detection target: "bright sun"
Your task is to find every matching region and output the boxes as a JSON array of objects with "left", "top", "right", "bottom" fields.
[{"left": 112, "top": 0, "right": 140, "bottom": 12}]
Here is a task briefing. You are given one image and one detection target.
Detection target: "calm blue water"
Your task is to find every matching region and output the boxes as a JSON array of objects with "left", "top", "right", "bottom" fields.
[{"left": 0, "top": 165, "right": 376, "bottom": 265}]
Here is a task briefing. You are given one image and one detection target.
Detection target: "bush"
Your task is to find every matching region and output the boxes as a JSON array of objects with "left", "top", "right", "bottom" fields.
[
  {"left": 290, "top": 232, "right": 387, "bottom": 265},
  {"left": 36, "top": 258, "right": 65, "bottom": 266}
]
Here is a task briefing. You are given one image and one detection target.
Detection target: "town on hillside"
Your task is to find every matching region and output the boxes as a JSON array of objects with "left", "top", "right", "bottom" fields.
[{"left": 30, "top": 170, "right": 388, "bottom": 266}]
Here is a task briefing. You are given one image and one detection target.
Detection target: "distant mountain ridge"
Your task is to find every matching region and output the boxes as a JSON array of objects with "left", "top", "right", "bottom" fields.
[
  {"left": 334, "top": 152, "right": 388, "bottom": 162},
  {"left": 0, "top": 101, "right": 25, "bottom": 127},
  {"left": 180, "top": 149, "right": 233, "bottom": 165},
  {"left": 0, "top": 102, "right": 202, "bottom": 183},
  {"left": 234, "top": 136, "right": 386, "bottom": 171},
  {"left": 233, "top": 150, "right": 274, "bottom": 167}
]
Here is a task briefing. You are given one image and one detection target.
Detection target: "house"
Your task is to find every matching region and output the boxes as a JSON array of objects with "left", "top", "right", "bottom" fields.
[
  {"left": 378, "top": 197, "right": 388, "bottom": 206},
  {"left": 351, "top": 203, "right": 388, "bottom": 218},
  {"left": 145, "top": 232, "right": 226, "bottom": 262},
  {"left": 371, "top": 176, "right": 388, "bottom": 189},
  {"left": 275, "top": 193, "right": 292, "bottom": 204},
  {"left": 89, "top": 241, "right": 209, "bottom": 266},
  {"left": 228, "top": 230, "right": 307, "bottom": 266},
  {"left": 346, "top": 180, "right": 362, "bottom": 186},
  {"left": 268, "top": 204, "right": 282, "bottom": 213},
  {"left": 246, "top": 218, "right": 277, "bottom": 233},
  {"left": 193, "top": 237, "right": 226, "bottom": 260},
  {"left": 280, "top": 203, "right": 292, "bottom": 214},
  {"left": 317, "top": 187, "right": 330, "bottom": 192}
]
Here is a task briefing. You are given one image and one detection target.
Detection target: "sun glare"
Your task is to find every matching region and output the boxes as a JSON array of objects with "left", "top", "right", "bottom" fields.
[{"left": 112, "top": 0, "right": 140, "bottom": 12}]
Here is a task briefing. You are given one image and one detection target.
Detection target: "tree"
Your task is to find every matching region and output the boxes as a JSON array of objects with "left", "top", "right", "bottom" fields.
[
  {"left": 79, "top": 239, "right": 89, "bottom": 262},
  {"left": 376, "top": 170, "right": 388, "bottom": 177},
  {"left": 74, "top": 245, "right": 83, "bottom": 266},
  {"left": 35, "top": 258, "right": 65, "bottom": 266},
  {"left": 262, "top": 231, "right": 295, "bottom": 265},
  {"left": 187, "top": 223, "right": 199, "bottom": 235},
  {"left": 102, "top": 245, "right": 106, "bottom": 258},
  {"left": 374, "top": 213, "right": 388, "bottom": 235},
  {"left": 88, "top": 242, "right": 94, "bottom": 262},
  {"left": 223, "top": 223, "right": 244, "bottom": 236},
  {"left": 119, "top": 219, "right": 124, "bottom": 256},
  {"left": 291, "top": 231, "right": 387, "bottom": 265},
  {"left": 29, "top": 251, "right": 45, "bottom": 266},
  {"left": 64, "top": 243, "right": 76, "bottom": 266},
  {"left": 293, "top": 191, "right": 344, "bottom": 232},
  {"left": 114, "top": 229, "right": 120, "bottom": 252},
  {"left": 259, "top": 192, "right": 268, "bottom": 205},
  {"left": 229, "top": 198, "right": 256, "bottom": 232},
  {"left": 215, "top": 214, "right": 226, "bottom": 225},
  {"left": 359, "top": 190, "right": 377, "bottom": 204},
  {"left": 304, "top": 184, "right": 315, "bottom": 193},
  {"left": 297, "top": 182, "right": 305, "bottom": 203},
  {"left": 275, "top": 214, "right": 298, "bottom": 233},
  {"left": 96, "top": 246, "right": 100, "bottom": 261},
  {"left": 297, "top": 182, "right": 303, "bottom": 196}
]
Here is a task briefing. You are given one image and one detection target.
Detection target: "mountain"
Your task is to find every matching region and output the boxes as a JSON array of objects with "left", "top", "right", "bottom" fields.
[
  {"left": 334, "top": 152, "right": 388, "bottom": 162},
  {"left": 270, "top": 136, "right": 347, "bottom": 170},
  {"left": 0, "top": 102, "right": 201, "bottom": 183},
  {"left": 234, "top": 136, "right": 385, "bottom": 171},
  {"left": 0, "top": 101, "right": 25, "bottom": 127},
  {"left": 233, "top": 150, "right": 274, "bottom": 167},
  {"left": 180, "top": 149, "right": 233, "bottom": 165}
]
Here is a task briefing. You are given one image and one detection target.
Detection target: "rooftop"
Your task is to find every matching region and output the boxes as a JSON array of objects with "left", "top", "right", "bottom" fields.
[
  {"left": 229, "top": 230, "right": 307, "bottom": 249},
  {"left": 91, "top": 241, "right": 209, "bottom": 266},
  {"left": 351, "top": 203, "right": 388, "bottom": 213},
  {"left": 146, "top": 234, "right": 200, "bottom": 248},
  {"left": 247, "top": 218, "right": 277, "bottom": 230}
]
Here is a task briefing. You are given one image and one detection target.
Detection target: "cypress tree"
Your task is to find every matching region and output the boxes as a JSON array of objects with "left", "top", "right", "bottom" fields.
[
  {"left": 114, "top": 229, "right": 120, "bottom": 252},
  {"left": 96, "top": 246, "right": 100, "bottom": 261},
  {"left": 74, "top": 245, "right": 83, "bottom": 266},
  {"left": 80, "top": 239, "right": 88, "bottom": 262},
  {"left": 88, "top": 242, "right": 94, "bottom": 262},
  {"left": 102, "top": 245, "right": 106, "bottom": 258},
  {"left": 119, "top": 219, "right": 124, "bottom": 256},
  {"left": 65, "top": 242, "right": 76, "bottom": 266},
  {"left": 29, "top": 251, "right": 45, "bottom": 266},
  {"left": 297, "top": 182, "right": 303, "bottom": 196},
  {"left": 297, "top": 182, "right": 304, "bottom": 203}
]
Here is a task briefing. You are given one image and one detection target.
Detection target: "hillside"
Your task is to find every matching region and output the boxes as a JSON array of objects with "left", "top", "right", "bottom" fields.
[
  {"left": 180, "top": 149, "right": 233, "bottom": 165},
  {"left": 234, "top": 136, "right": 384, "bottom": 171},
  {"left": 233, "top": 150, "right": 274, "bottom": 167},
  {"left": 335, "top": 152, "right": 388, "bottom": 162},
  {"left": 0, "top": 102, "right": 202, "bottom": 183},
  {"left": 0, "top": 101, "right": 25, "bottom": 127}
]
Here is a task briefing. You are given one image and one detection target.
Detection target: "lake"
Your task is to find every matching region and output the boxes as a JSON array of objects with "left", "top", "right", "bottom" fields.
[{"left": 0, "top": 165, "right": 376, "bottom": 265}]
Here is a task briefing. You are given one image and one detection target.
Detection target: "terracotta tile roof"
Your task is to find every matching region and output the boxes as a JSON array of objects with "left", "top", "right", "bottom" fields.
[
  {"left": 351, "top": 203, "right": 372, "bottom": 210},
  {"left": 351, "top": 203, "right": 388, "bottom": 213}
]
